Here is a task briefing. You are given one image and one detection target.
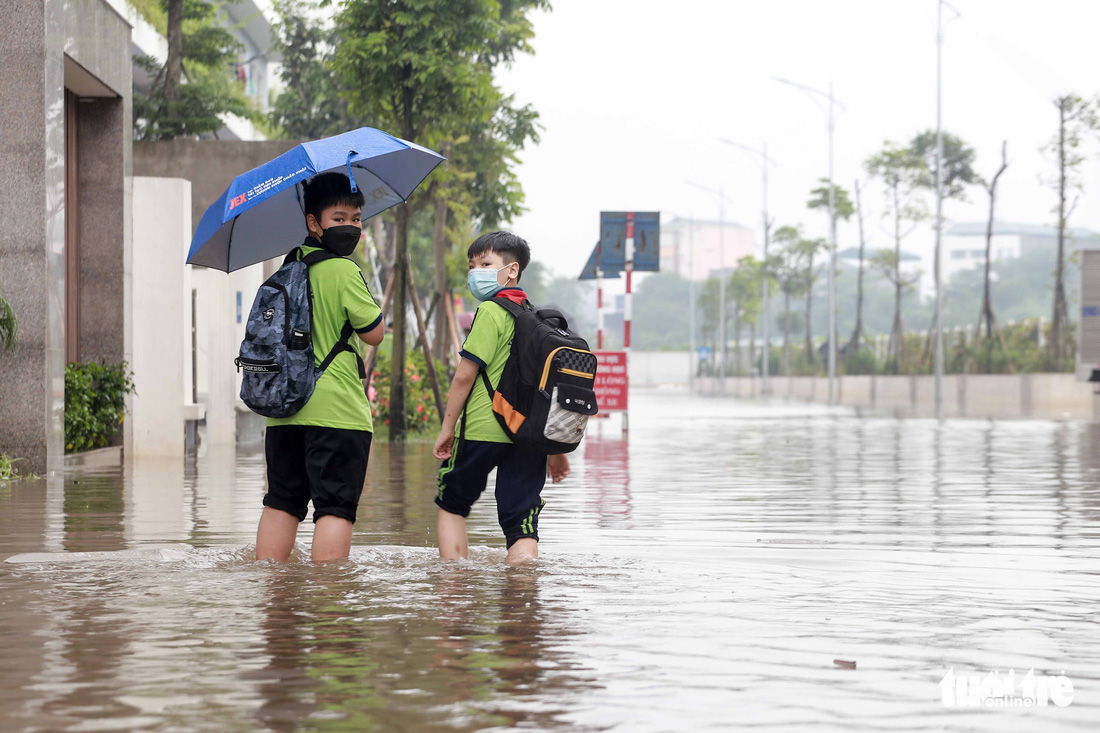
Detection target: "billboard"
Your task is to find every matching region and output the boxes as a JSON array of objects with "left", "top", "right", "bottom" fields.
[
  {"left": 578, "top": 243, "right": 622, "bottom": 281},
  {"left": 599, "top": 211, "right": 660, "bottom": 272}
]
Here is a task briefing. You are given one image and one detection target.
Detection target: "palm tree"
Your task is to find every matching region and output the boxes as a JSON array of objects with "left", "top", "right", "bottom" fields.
[{"left": 772, "top": 226, "right": 805, "bottom": 375}]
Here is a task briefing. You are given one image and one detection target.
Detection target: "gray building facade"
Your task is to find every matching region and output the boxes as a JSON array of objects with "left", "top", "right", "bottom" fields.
[{"left": 0, "top": 0, "right": 133, "bottom": 474}]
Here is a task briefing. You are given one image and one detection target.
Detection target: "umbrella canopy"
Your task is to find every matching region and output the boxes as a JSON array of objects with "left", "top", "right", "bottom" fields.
[{"left": 186, "top": 127, "right": 444, "bottom": 272}]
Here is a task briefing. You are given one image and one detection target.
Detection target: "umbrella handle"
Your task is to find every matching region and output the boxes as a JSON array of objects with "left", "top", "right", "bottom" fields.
[{"left": 346, "top": 150, "right": 358, "bottom": 193}]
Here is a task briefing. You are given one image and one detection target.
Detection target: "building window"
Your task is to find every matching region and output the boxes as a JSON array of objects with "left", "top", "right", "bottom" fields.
[
  {"left": 951, "top": 250, "right": 966, "bottom": 260},
  {"left": 970, "top": 249, "right": 985, "bottom": 258}
]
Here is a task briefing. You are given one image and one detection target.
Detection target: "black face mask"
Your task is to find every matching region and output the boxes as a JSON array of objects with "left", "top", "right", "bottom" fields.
[{"left": 318, "top": 225, "right": 361, "bottom": 256}]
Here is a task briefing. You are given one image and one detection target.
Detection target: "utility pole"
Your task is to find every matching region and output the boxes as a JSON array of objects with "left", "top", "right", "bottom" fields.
[
  {"left": 720, "top": 139, "right": 775, "bottom": 395},
  {"left": 686, "top": 181, "right": 733, "bottom": 395},
  {"left": 827, "top": 82, "right": 837, "bottom": 405},
  {"left": 688, "top": 216, "right": 696, "bottom": 392},
  {"left": 934, "top": 0, "right": 945, "bottom": 419},
  {"left": 775, "top": 76, "right": 845, "bottom": 405}
]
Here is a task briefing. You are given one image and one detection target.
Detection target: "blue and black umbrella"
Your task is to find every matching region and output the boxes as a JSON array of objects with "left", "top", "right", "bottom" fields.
[{"left": 186, "top": 127, "right": 445, "bottom": 272}]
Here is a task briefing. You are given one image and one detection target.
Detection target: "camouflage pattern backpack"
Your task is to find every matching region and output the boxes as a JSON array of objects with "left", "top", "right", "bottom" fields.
[{"left": 234, "top": 247, "right": 364, "bottom": 418}]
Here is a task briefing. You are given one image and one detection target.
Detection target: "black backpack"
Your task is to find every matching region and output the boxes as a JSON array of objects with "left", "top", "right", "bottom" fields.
[{"left": 466, "top": 295, "right": 598, "bottom": 454}]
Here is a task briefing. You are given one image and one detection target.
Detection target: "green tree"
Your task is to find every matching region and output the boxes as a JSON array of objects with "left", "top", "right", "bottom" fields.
[
  {"left": 865, "top": 142, "right": 925, "bottom": 374},
  {"left": 269, "top": 0, "right": 360, "bottom": 138},
  {"left": 807, "top": 179, "right": 855, "bottom": 229},
  {"left": 845, "top": 179, "right": 870, "bottom": 353},
  {"left": 805, "top": 180, "right": 852, "bottom": 366},
  {"left": 729, "top": 256, "right": 764, "bottom": 373},
  {"left": 772, "top": 226, "right": 806, "bottom": 376},
  {"left": 909, "top": 130, "right": 977, "bottom": 359},
  {"left": 333, "top": 0, "right": 539, "bottom": 440},
  {"left": 976, "top": 141, "right": 1012, "bottom": 373},
  {"left": 133, "top": 0, "right": 259, "bottom": 140},
  {"left": 1045, "top": 94, "right": 1098, "bottom": 365}
]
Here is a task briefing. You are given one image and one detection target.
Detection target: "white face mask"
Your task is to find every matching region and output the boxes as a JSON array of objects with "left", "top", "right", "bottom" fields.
[{"left": 467, "top": 265, "right": 511, "bottom": 301}]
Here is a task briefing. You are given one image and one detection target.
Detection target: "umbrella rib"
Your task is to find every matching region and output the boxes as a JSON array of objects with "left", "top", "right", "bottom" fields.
[
  {"left": 353, "top": 163, "right": 407, "bottom": 204},
  {"left": 226, "top": 214, "right": 239, "bottom": 272}
]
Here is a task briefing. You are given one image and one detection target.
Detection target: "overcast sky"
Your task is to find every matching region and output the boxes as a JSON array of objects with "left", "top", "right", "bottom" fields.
[{"left": 494, "top": 0, "right": 1100, "bottom": 282}]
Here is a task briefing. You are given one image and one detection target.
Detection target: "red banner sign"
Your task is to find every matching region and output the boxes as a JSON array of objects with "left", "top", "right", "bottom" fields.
[{"left": 594, "top": 350, "right": 628, "bottom": 412}]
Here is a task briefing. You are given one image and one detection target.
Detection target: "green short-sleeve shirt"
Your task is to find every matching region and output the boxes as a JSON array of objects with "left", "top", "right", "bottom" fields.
[
  {"left": 458, "top": 298, "right": 517, "bottom": 443},
  {"left": 267, "top": 244, "right": 382, "bottom": 432}
]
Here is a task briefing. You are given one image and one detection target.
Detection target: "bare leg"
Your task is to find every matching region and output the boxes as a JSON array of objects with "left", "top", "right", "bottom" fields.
[
  {"left": 506, "top": 537, "right": 538, "bottom": 565},
  {"left": 311, "top": 516, "right": 353, "bottom": 562},
  {"left": 256, "top": 507, "right": 299, "bottom": 562},
  {"left": 437, "top": 508, "right": 468, "bottom": 559}
]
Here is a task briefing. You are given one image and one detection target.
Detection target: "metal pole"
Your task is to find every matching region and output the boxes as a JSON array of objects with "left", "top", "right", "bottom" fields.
[
  {"left": 596, "top": 243, "right": 604, "bottom": 351},
  {"left": 688, "top": 217, "right": 696, "bottom": 392},
  {"left": 773, "top": 78, "right": 846, "bottom": 403},
  {"left": 934, "top": 0, "right": 945, "bottom": 419},
  {"left": 624, "top": 213, "right": 634, "bottom": 433},
  {"left": 718, "top": 188, "right": 726, "bottom": 395},
  {"left": 827, "top": 83, "right": 837, "bottom": 405},
  {"left": 761, "top": 144, "right": 771, "bottom": 396}
]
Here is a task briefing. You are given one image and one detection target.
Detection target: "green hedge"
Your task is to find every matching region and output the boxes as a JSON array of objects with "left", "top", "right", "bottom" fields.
[{"left": 65, "top": 361, "right": 136, "bottom": 454}]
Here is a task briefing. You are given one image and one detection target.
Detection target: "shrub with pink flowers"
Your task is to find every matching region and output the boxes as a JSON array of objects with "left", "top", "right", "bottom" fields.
[{"left": 369, "top": 350, "right": 441, "bottom": 433}]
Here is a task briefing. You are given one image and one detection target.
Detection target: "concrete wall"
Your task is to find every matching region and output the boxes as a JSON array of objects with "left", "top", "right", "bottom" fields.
[
  {"left": 0, "top": 0, "right": 131, "bottom": 474},
  {"left": 134, "top": 139, "right": 312, "bottom": 446},
  {"left": 131, "top": 178, "right": 190, "bottom": 456},
  {"left": 134, "top": 139, "right": 300, "bottom": 235},
  {"left": 700, "top": 372, "right": 1100, "bottom": 421},
  {"left": 628, "top": 351, "right": 691, "bottom": 387}
]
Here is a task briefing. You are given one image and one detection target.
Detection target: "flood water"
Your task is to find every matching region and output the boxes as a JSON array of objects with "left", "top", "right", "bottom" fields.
[{"left": 1, "top": 390, "right": 1098, "bottom": 731}]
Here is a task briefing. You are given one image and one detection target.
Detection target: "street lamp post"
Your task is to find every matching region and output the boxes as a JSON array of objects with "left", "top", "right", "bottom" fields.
[
  {"left": 934, "top": 0, "right": 946, "bottom": 419},
  {"left": 687, "top": 181, "right": 733, "bottom": 395},
  {"left": 775, "top": 76, "right": 845, "bottom": 405},
  {"left": 720, "top": 139, "right": 774, "bottom": 396},
  {"left": 688, "top": 216, "right": 696, "bottom": 392}
]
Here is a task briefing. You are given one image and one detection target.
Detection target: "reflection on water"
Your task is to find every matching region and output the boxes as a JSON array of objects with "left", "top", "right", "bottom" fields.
[{"left": 1, "top": 391, "right": 1099, "bottom": 731}]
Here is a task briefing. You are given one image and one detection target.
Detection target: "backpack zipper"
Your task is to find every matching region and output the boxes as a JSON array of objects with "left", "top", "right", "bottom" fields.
[{"left": 539, "top": 347, "right": 593, "bottom": 391}]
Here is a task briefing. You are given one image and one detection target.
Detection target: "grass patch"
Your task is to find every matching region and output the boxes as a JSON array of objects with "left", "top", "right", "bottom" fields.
[{"left": 0, "top": 454, "right": 38, "bottom": 482}]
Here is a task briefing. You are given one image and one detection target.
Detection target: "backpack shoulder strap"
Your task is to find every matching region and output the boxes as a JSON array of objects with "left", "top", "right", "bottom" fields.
[
  {"left": 490, "top": 295, "right": 533, "bottom": 318},
  {"left": 317, "top": 320, "right": 366, "bottom": 378},
  {"left": 300, "top": 249, "right": 341, "bottom": 267},
  {"left": 281, "top": 247, "right": 302, "bottom": 267}
]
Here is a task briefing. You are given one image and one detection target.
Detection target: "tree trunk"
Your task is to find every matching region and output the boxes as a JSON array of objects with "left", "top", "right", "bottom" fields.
[
  {"left": 749, "top": 322, "right": 757, "bottom": 376},
  {"left": 782, "top": 290, "right": 791, "bottom": 376},
  {"left": 890, "top": 181, "right": 904, "bottom": 374},
  {"left": 164, "top": 0, "right": 184, "bottom": 103},
  {"left": 848, "top": 179, "right": 866, "bottom": 353},
  {"left": 978, "top": 141, "right": 1011, "bottom": 374},
  {"left": 804, "top": 255, "right": 815, "bottom": 367},
  {"left": 389, "top": 204, "right": 410, "bottom": 440},
  {"left": 388, "top": 80, "right": 415, "bottom": 441},
  {"left": 431, "top": 195, "right": 448, "bottom": 362},
  {"left": 733, "top": 303, "right": 742, "bottom": 373},
  {"left": 1052, "top": 98, "right": 1068, "bottom": 365}
]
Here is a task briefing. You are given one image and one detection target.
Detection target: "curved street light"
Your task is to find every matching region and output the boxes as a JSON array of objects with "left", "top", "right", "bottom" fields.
[
  {"left": 775, "top": 76, "right": 845, "bottom": 406},
  {"left": 720, "top": 139, "right": 776, "bottom": 396}
]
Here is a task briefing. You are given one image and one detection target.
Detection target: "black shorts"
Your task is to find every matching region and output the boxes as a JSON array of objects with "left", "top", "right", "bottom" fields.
[
  {"left": 263, "top": 425, "right": 372, "bottom": 524},
  {"left": 435, "top": 439, "right": 547, "bottom": 548}
]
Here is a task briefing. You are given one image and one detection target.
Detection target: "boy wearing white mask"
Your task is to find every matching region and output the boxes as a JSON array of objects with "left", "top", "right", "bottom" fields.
[{"left": 432, "top": 231, "right": 570, "bottom": 564}]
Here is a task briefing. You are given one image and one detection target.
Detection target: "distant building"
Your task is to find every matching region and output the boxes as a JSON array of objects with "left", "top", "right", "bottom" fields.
[
  {"left": 942, "top": 221, "right": 1100, "bottom": 283},
  {"left": 660, "top": 217, "right": 757, "bottom": 281},
  {"left": 837, "top": 246, "right": 921, "bottom": 280}
]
